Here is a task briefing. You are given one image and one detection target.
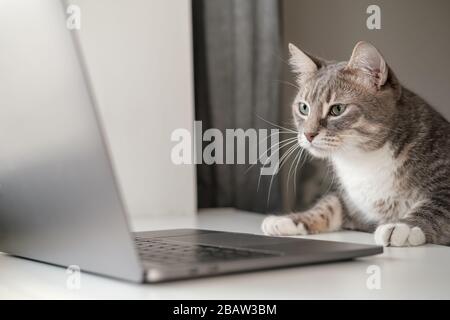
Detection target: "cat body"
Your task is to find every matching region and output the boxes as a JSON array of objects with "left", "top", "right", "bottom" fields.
[
  {"left": 334, "top": 143, "right": 421, "bottom": 225},
  {"left": 262, "top": 42, "right": 450, "bottom": 246}
]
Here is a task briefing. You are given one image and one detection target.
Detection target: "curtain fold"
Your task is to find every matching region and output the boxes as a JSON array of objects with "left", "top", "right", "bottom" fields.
[{"left": 192, "top": 0, "right": 282, "bottom": 213}]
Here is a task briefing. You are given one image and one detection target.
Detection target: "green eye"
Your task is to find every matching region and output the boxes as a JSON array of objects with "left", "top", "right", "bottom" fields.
[
  {"left": 329, "top": 104, "right": 346, "bottom": 116},
  {"left": 298, "top": 102, "right": 310, "bottom": 116}
]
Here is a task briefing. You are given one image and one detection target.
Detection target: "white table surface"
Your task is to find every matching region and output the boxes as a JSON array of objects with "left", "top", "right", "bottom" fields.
[{"left": 1, "top": 208, "right": 449, "bottom": 299}]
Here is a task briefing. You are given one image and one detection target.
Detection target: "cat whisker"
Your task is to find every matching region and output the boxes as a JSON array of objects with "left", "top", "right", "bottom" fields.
[
  {"left": 264, "top": 143, "right": 300, "bottom": 205},
  {"left": 256, "top": 115, "right": 298, "bottom": 133},
  {"left": 255, "top": 137, "right": 298, "bottom": 190},
  {"left": 249, "top": 137, "right": 298, "bottom": 176},
  {"left": 274, "top": 79, "right": 301, "bottom": 91},
  {"left": 287, "top": 147, "right": 305, "bottom": 191},
  {"left": 258, "top": 145, "right": 297, "bottom": 205},
  {"left": 257, "top": 130, "right": 297, "bottom": 148},
  {"left": 293, "top": 147, "right": 306, "bottom": 195}
]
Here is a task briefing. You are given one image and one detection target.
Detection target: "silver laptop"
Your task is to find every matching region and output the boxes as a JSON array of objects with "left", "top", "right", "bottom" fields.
[{"left": 0, "top": 1, "right": 382, "bottom": 283}]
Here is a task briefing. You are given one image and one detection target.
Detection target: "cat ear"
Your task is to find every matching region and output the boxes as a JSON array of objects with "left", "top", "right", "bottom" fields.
[
  {"left": 288, "top": 43, "right": 318, "bottom": 75},
  {"left": 346, "top": 41, "right": 388, "bottom": 89}
]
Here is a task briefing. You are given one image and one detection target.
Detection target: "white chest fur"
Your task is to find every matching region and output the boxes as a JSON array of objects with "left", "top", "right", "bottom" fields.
[{"left": 331, "top": 144, "right": 417, "bottom": 223}]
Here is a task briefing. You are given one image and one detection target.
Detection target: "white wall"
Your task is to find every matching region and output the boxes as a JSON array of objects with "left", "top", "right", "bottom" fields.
[{"left": 68, "top": 0, "right": 196, "bottom": 217}]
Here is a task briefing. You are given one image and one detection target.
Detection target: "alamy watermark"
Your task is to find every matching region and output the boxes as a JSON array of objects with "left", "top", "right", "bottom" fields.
[
  {"left": 66, "top": 4, "right": 81, "bottom": 30},
  {"left": 366, "top": 264, "right": 381, "bottom": 290},
  {"left": 171, "top": 121, "right": 280, "bottom": 176},
  {"left": 66, "top": 265, "right": 81, "bottom": 290},
  {"left": 366, "top": 5, "right": 381, "bottom": 30}
]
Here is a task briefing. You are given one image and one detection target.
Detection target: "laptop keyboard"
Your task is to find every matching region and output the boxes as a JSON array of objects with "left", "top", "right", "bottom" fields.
[{"left": 135, "top": 237, "right": 280, "bottom": 264}]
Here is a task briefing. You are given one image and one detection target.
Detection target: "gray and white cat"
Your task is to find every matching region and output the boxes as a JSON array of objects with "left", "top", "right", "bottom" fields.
[{"left": 262, "top": 41, "right": 450, "bottom": 246}]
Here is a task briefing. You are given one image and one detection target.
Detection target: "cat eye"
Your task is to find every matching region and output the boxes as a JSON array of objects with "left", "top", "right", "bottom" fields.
[
  {"left": 329, "top": 104, "right": 346, "bottom": 117},
  {"left": 298, "top": 102, "right": 310, "bottom": 116}
]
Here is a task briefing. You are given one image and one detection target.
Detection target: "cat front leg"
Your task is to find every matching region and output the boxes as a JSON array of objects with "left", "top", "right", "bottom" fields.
[
  {"left": 262, "top": 193, "right": 343, "bottom": 236},
  {"left": 374, "top": 197, "right": 450, "bottom": 246},
  {"left": 374, "top": 223, "right": 426, "bottom": 247}
]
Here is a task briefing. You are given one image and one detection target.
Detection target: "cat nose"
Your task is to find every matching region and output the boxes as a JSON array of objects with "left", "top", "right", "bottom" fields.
[{"left": 304, "top": 132, "right": 318, "bottom": 142}]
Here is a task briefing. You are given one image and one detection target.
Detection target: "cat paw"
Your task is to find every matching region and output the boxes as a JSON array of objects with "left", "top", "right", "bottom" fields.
[
  {"left": 261, "top": 216, "right": 308, "bottom": 236},
  {"left": 374, "top": 223, "right": 426, "bottom": 247}
]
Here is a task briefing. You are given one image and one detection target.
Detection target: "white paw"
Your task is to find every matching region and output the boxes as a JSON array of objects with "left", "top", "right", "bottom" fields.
[
  {"left": 261, "top": 216, "right": 308, "bottom": 236},
  {"left": 374, "top": 223, "right": 426, "bottom": 247}
]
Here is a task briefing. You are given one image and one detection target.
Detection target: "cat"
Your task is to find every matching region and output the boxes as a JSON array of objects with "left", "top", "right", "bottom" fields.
[{"left": 262, "top": 41, "right": 450, "bottom": 246}]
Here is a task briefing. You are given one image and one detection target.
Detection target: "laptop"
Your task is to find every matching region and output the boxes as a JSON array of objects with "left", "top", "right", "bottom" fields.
[{"left": 0, "top": 0, "right": 382, "bottom": 283}]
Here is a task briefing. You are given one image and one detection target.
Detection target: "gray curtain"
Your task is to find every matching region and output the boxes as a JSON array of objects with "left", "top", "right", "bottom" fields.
[{"left": 192, "top": 0, "right": 282, "bottom": 213}]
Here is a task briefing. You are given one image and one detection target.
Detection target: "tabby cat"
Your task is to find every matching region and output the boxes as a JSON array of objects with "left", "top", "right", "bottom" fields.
[{"left": 262, "top": 41, "right": 450, "bottom": 246}]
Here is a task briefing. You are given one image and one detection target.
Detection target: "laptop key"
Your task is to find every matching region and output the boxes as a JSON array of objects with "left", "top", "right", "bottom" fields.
[{"left": 135, "top": 237, "right": 280, "bottom": 264}]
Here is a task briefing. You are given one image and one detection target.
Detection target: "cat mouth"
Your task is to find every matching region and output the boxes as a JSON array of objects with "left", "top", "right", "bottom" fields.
[
  {"left": 307, "top": 143, "right": 331, "bottom": 151},
  {"left": 306, "top": 144, "right": 335, "bottom": 157},
  {"left": 309, "top": 144, "right": 327, "bottom": 150},
  {"left": 298, "top": 136, "right": 335, "bottom": 156}
]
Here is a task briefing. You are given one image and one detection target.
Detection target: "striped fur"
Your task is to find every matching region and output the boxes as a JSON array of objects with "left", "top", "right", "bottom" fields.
[{"left": 262, "top": 42, "right": 450, "bottom": 246}]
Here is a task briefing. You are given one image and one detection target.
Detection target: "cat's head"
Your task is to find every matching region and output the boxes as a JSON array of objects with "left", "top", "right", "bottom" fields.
[{"left": 289, "top": 41, "right": 401, "bottom": 158}]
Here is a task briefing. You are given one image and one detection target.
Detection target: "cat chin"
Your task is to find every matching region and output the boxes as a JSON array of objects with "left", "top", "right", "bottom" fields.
[
  {"left": 298, "top": 139, "right": 334, "bottom": 158},
  {"left": 305, "top": 146, "right": 332, "bottom": 159}
]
